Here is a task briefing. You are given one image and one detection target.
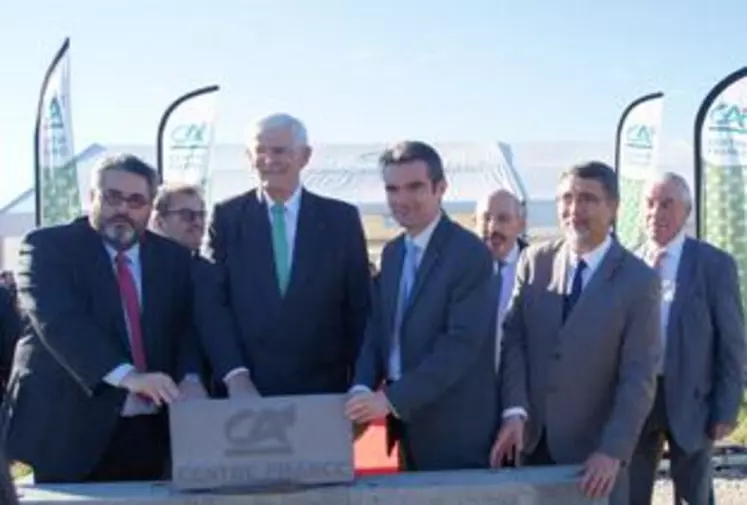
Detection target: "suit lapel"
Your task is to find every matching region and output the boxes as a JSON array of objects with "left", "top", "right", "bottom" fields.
[
  {"left": 561, "top": 239, "right": 625, "bottom": 333},
  {"left": 77, "top": 219, "right": 130, "bottom": 351},
  {"left": 242, "top": 191, "right": 283, "bottom": 307},
  {"left": 545, "top": 241, "right": 569, "bottom": 331},
  {"left": 138, "top": 235, "right": 162, "bottom": 365},
  {"left": 381, "top": 238, "right": 404, "bottom": 344},
  {"left": 286, "top": 190, "right": 324, "bottom": 299},
  {"left": 405, "top": 215, "right": 450, "bottom": 310},
  {"left": 667, "top": 238, "right": 697, "bottom": 339}
]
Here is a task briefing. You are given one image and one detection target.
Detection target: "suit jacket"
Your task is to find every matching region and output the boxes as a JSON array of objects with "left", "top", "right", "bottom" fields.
[
  {"left": 501, "top": 238, "right": 661, "bottom": 464},
  {"left": 200, "top": 188, "right": 370, "bottom": 396},
  {"left": 354, "top": 215, "right": 498, "bottom": 470},
  {"left": 0, "top": 287, "right": 20, "bottom": 389},
  {"left": 651, "top": 237, "right": 745, "bottom": 453},
  {"left": 491, "top": 237, "right": 529, "bottom": 413},
  {"left": 0, "top": 445, "right": 18, "bottom": 505},
  {"left": 4, "top": 217, "right": 198, "bottom": 482}
]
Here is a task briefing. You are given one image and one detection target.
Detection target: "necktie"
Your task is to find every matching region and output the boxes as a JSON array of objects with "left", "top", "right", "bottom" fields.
[
  {"left": 495, "top": 260, "right": 506, "bottom": 302},
  {"left": 115, "top": 253, "right": 147, "bottom": 371},
  {"left": 270, "top": 203, "right": 290, "bottom": 294},
  {"left": 650, "top": 249, "right": 667, "bottom": 273},
  {"left": 388, "top": 239, "right": 420, "bottom": 381},
  {"left": 563, "top": 258, "right": 587, "bottom": 321}
]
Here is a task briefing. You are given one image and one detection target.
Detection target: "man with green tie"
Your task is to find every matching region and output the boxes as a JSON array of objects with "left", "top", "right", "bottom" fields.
[{"left": 198, "top": 113, "right": 371, "bottom": 397}]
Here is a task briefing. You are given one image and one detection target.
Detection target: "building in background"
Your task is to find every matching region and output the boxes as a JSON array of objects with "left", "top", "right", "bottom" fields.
[{"left": 0, "top": 140, "right": 693, "bottom": 271}]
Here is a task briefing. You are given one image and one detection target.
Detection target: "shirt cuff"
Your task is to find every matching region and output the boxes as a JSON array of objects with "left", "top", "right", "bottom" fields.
[
  {"left": 223, "top": 367, "right": 250, "bottom": 383},
  {"left": 348, "top": 385, "right": 372, "bottom": 394},
  {"left": 103, "top": 363, "right": 135, "bottom": 388},
  {"left": 181, "top": 374, "right": 202, "bottom": 384},
  {"left": 503, "top": 407, "right": 528, "bottom": 420}
]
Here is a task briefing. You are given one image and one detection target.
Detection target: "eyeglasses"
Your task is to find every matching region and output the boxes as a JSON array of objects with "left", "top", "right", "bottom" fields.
[
  {"left": 163, "top": 208, "right": 206, "bottom": 223},
  {"left": 101, "top": 189, "right": 151, "bottom": 209}
]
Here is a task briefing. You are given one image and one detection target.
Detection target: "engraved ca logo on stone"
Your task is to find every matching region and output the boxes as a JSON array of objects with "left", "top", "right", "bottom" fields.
[{"left": 223, "top": 404, "right": 297, "bottom": 456}]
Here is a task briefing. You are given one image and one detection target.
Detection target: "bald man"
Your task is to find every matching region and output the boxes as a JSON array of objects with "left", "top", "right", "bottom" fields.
[
  {"left": 629, "top": 172, "right": 745, "bottom": 505},
  {"left": 474, "top": 189, "right": 527, "bottom": 373}
]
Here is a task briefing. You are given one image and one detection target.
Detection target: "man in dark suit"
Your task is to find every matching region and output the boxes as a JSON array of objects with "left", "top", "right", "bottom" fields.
[
  {"left": 630, "top": 172, "right": 745, "bottom": 505},
  {"left": 492, "top": 161, "right": 661, "bottom": 505},
  {"left": 475, "top": 189, "right": 528, "bottom": 375},
  {"left": 0, "top": 285, "right": 20, "bottom": 390},
  {"left": 4, "top": 154, "right": 201, "bottom": 483},
  {"left": 345, "top": 141, "right": 497, "bottom": 471},
  {"left": 200, "top": 113, "right": 370, "bottom": 397}
]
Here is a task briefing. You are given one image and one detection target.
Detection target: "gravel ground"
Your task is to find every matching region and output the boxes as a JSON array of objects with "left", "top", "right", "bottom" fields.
[{"left": 652, "top": 477, "right": 747, "bottom": 505}]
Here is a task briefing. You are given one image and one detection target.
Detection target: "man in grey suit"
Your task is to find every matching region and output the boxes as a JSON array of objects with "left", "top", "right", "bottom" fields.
[
  {"left": 629, "top": 172, "right": 745, "bottom": 505},
  {"left": 492, "top": 161, "right": 661, "bottom": 504},
  {"left": 345, "top": 140, "right": 498, "bottom": 471}
]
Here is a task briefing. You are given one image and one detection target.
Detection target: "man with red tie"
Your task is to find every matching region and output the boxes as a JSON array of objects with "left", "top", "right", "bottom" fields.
[{"left": 4, "top": 154, "right": 201, "bottom": 483}]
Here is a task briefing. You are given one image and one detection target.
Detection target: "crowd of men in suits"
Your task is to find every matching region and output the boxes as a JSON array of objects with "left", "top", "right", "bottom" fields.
[{"left": 0, "top": 112, "right": 744, "bottom": 505}]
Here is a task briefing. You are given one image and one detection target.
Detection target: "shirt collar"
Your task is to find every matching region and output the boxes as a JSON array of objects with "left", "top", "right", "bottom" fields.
[
  {"left": 260, "top": 185, "right": 303, "bottom": 214},
  {"left": 647, "top": 229, "right": 687, "bottom": 259},
  {"left": 104, "top": 241, "right": 141, "bottom": 264},
  {"left": 570, "top": 233, "right": 612, "bottom": 271},
  {"left": 407, "top": 211, "right": 442, "bottom": 252}
]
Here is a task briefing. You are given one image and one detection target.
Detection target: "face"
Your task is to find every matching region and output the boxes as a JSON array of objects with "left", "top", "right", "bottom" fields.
[
  {"left": 247, "top": 126, "right": 311, "bottom": 199},
  {"left": 384, "top": 160, "right": 446, "bottom": 235},
  {"left": 476, "top": 192, "right": 525, "bottom": 260},
  {"left": 557, "top": 175, "right": 617, "bottom": 252},
  {"left": 90, "top": 169, "right": 153, "bottom": 250},
  {"left": 155, "top": 193, "right": 206, "bottom": 251},
  {"left": 643, "top": 180, "right": 690, "bottom": 246}
]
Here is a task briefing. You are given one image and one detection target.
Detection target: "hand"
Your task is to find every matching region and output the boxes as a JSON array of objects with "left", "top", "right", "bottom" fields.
[
  {"left": 177, "top": 377, "right": 208, "bottom": 401},
  {"left": 711, "top": 422, "right": 735, "bottom": 441},
  {"left": 490, "top": 416, "right": 524, "bottom": 467},
  {"left": 344, "top": 390, "right": 391, "bottom": 423},
  {"left": 225, "top": 372, "right": 260, "bottom": 398},
  {"left": 120, "top": 371, "right": 179, "bottom": 406},
  {"left": 579, "top": 452, "right": 620, "bottom": 499}
]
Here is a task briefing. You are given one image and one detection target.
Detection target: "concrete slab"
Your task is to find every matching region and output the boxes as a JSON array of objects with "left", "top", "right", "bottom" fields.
[{"left": 18, "top": 465, "right": 606, "bottom": 505}]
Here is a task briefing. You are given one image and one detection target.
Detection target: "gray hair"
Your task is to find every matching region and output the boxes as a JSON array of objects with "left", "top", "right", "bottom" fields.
[
  {"left": 90, "top": 153, "right": 159, "bottom": 200},
  {"left": 248, "top": 113, "right": 308, "bottom": 147},
  {"left": 645, "top": 171, "right": 693, "bottom": 211}
]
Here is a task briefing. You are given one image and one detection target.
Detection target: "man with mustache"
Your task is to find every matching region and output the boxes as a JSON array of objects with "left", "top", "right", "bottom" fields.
[
  {"left": 629, "top": 172, "right": 745, "bottom": 505},
  {"left": 199, "top": 113, "right": 370, "bottom": 398},
  {"left": 474, "top": 189, "right": 528, "bottom": 374},
  {"left": 346, "top": 141, "right": 497, "bottom": 471},
  {"left": 4, "top": 154, "right": 201, "bottom": 483},
  {"left": 491, "top": 161, "right": 660, "bottom": 505}
]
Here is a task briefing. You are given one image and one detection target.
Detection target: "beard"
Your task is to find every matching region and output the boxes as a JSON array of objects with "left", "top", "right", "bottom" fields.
[{"left": 96, "top": 213, "right": 142, "bottom": 250}]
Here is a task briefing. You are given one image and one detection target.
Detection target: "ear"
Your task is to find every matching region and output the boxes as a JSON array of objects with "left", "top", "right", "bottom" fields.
[{"left": 298, "top": 145, "right": 312, "bottom": 169}]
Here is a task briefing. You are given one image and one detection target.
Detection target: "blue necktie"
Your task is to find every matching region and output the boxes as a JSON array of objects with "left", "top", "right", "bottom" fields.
[
  {"left": 563, "top": 258, "right": 587, "bottom": 321},
  {"left": 389, "top": 239, "right": 420, "bottom": 381}
]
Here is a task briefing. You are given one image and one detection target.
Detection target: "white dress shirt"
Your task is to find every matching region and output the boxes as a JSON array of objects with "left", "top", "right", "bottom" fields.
[
  {"left": 494, "top": 242, "right": 520, "bottom": 372},
  {"left": 564, "top": 234, "right": 613, "bottom": 293},
  {"left": 641, "top": 230, "right": 686, "bottom": 375}
]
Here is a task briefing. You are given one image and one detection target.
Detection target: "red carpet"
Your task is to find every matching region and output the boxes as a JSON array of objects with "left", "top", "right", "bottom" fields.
[{"left": 353, "top": 419, "right": 399, "bottom": 475}]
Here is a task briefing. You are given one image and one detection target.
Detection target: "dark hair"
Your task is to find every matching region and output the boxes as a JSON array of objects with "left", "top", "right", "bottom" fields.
[
  {"left": 560, "top": 161, "right": 619, "bottom": 201},
  {"left": 153, "top": 182, "right": 203, "bottom": 217},
  {"left": 379, "top": 141, "right": 445, "bottom": 185},
  {"left": 92, "top": 154, "right": 160, "bottom": 200}
]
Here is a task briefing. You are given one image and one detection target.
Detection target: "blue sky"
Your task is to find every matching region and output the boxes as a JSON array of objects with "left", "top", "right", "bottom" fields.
[{"left": 1, "top": 0, "right": 745, "bottom": 205}]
